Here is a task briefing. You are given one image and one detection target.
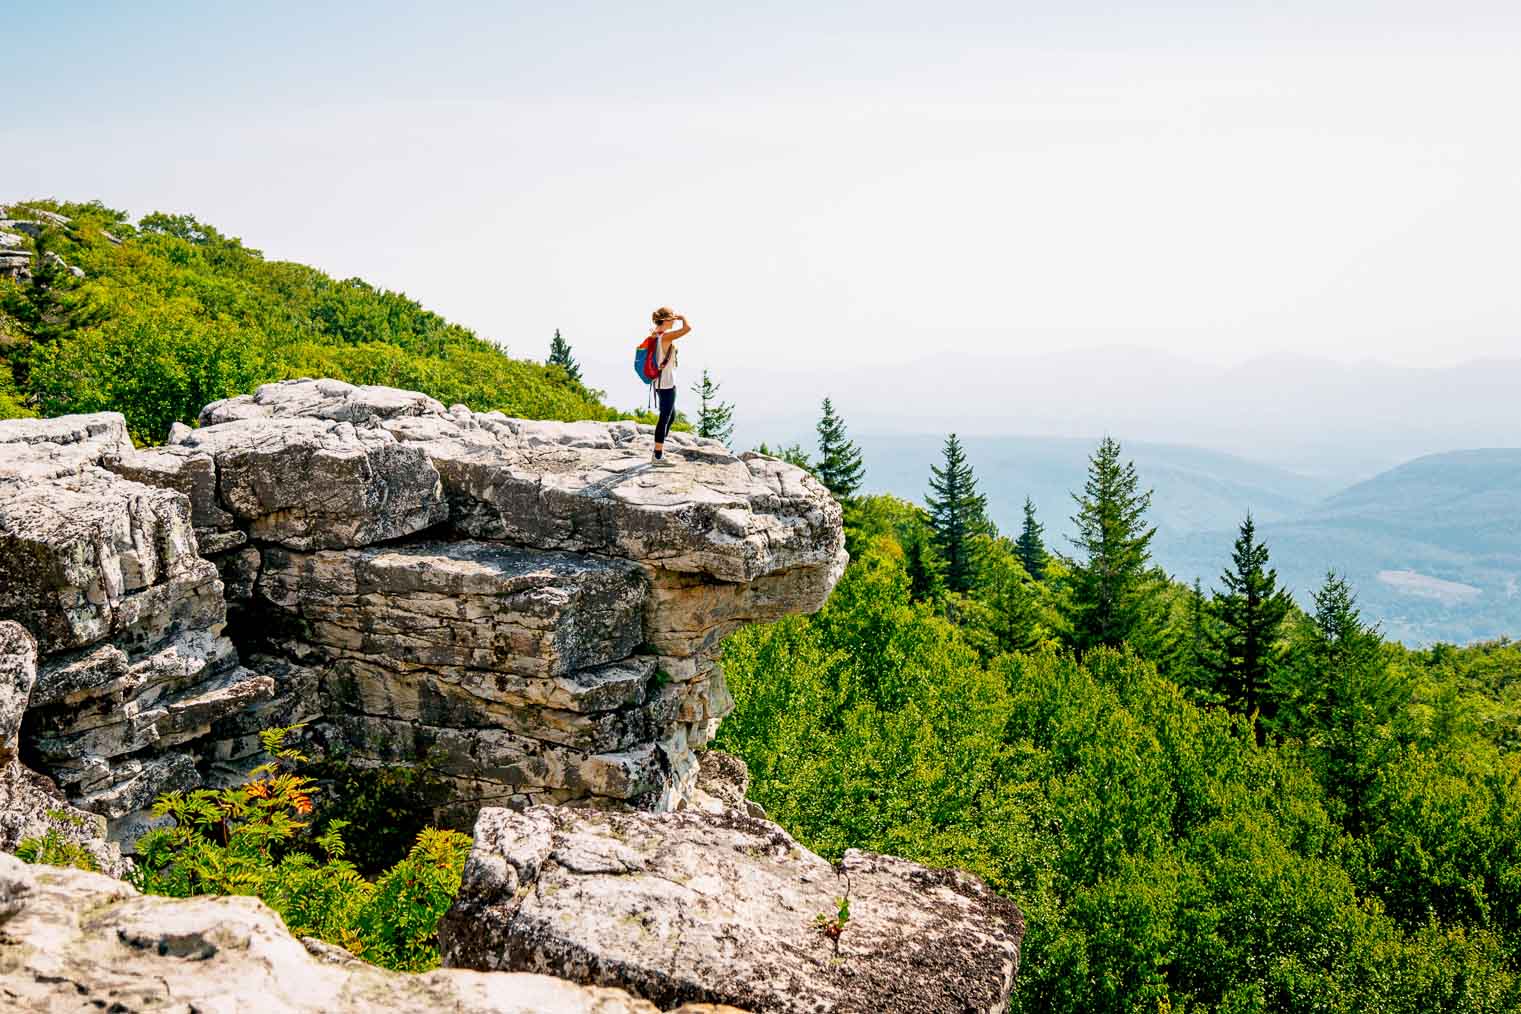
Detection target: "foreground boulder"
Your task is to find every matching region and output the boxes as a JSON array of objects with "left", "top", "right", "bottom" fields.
[
  {"left": 439, "top": 758, "right": 1025, "bottom": 1014},
  {"left": 0, "top": 852, "right": 744, "bottom": 1014},
  {"left": 0, "top": 380, "right": 846, "bottom": 837}
]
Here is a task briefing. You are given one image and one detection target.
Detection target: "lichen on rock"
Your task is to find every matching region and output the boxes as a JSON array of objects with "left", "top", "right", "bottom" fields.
[{"left": 439, "top": 752, "right": 1026, "bottom": 1014}]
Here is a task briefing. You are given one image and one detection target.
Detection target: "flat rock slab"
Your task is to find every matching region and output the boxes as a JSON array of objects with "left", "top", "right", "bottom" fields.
[
  {"left": 439, "top": 805, "right": 1025, "bottom": 1014},
  {"left": 0, "top": 852, "right": 745, "bottom": 1014},
  {"left": 197, "top": 379, "right": 846, "bottom": 586},
  {"left": 0, "top": 412, "right": 132, "bottom": 487},
  {"left": 0, "top": 464, "right": 211, "bottom": 655},
  {"left": 118, "top": 415, "right": 449, "bottom": 550}
]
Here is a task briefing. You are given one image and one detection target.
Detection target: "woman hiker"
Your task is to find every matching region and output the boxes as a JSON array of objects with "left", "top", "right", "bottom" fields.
[{"left": 649, "top": 307, "right": 690, "bottom": 467}]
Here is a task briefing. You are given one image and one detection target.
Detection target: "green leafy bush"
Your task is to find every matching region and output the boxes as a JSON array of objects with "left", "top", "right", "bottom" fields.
[
  {"left": 128, "top": 727, "right": 471, "bottom": 971},
  {"left": 304, "top": 758, "right": 449, "bottom": 877}
]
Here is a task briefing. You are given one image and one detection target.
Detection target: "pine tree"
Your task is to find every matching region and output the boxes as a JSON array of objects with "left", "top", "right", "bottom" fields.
[
  {"left": 691, "top": 369, "right": 735, "bottom": 445},
  {"left": 902, "top": 523, "right": 943, "bottom": 602},
  {"left": 1065, "top": 436, "right": 1160, "bottom": 653},
  {"left": 1178, "top": 577, "right": 1219, "bottom": 700},
  {"left": 1015, "top": 497, "right": 1048, "bottom": 581},
  {"left": 1273, "top": 573, "right": 1406, "bottom": 830},
  {"left": 756, "top": 441, "right": 812, "bottom": 472},
  {"left": 1201, "top": 513, "right": 1295, "bottom": 726},
  {"left": 925, "top": 433, "right": 989, "bottom": 595},
  {"left": 546, "top": 329, "right": 583, "bottom": 384},
  {"left": 814, "top": 397, "right": 865, "bottom": 502}
]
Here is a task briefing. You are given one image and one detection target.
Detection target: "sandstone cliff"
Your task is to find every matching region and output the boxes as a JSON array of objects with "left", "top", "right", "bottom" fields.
[{"left": 1, "top": 379, "right": 845, "bottom": 841}]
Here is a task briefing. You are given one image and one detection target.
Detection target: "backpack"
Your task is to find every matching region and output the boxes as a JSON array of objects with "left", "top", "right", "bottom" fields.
[{"left": 633, "top": 334, "right": 669, "bottom": 385}]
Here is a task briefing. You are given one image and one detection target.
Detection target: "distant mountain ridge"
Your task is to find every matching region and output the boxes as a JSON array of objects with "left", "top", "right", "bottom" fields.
[
  {"left": 725, "top": 348, "right": 1521, "bottom": 481},
  {"left": 856, "top": 436, "right": 1521, "bottom": 645}
]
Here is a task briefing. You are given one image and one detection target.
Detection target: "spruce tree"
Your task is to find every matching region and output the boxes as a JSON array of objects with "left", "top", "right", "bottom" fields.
[
  {"left": 1201, "top": 513, "right": 1294, "bottom": 725},
  {"left": 814, "top": 397, "right": 864, "bottom": 501},
  {"left": 1015, "top": 497, "right": 1048, "bottom": 581},
  {"left": 925, "top": 433, "right": 989, "bottom": 595},
  {"left": 1274, "top": 573, "right": 1406, "bottom": 830},
  {"left": 691, "top": 369, "right": 735, "bottom": 445},
  {"left": 1065, "top": 436, "right": 1159, "bottom": 652},
  {"left": 902, "top": 523, "right": 943, "bottom": 602},
  {"left": 546, "top": 329, "right": 583, "bottom": 384}
]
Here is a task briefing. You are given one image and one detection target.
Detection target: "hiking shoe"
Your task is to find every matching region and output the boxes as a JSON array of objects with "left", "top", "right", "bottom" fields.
[{"left": 652, "top": 457, "right": 677, "bottom": 468}]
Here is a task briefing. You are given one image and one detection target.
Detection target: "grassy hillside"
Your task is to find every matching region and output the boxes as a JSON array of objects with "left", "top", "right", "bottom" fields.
[{"left": 0, "top": 199, "right": 638, "bottom": 442}]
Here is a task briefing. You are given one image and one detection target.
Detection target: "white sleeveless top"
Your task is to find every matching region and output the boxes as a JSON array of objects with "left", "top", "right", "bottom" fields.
[{"left": 656, "top": 336, "right": 678, "bottom": 390}]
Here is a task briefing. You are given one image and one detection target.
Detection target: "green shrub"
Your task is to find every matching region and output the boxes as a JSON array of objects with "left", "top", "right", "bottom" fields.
[
  {"left": 128, "top": 727, "right": 471, "bottom": 972},
  {"left": 15, "top": 814, "right": 99, "bottom": 872},
  {"left": 304, "top": 758, "right": 449, "bottom": 877}
]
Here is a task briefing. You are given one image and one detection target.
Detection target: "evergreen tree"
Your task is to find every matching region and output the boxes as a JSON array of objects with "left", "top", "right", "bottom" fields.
[
  {"left": 1273, "top": 573, "right": 1407, "bottom": 830},
  {"left": 814, "top": 397, "right": 864, "bottom": 501},
  {"left": 546, "top": 328, "right": 583, "bottom": 384},
  {"left": 1065, "top": 436, "right": 1160, "bottom": 653},
  {"left": 1015, "top": 497, "right": 1048, "bottom": 581},
  {"left": 902, "top": 523, "right": 944, "bottom": 602},
  {"left": 691, "top": 369, "right": 735, "bottom": 445},
  {"left": 925, "top": 433, "right": 989, "bottom": 595},
  {"left": 755, "top": 441, "right": 812, "bottom": 472},
  {"left": 1201, "top": 513, "right": 1295, "bottom": 727},
  {"left": 976, "top": 536, "right": 1044, "bottom": 654}
]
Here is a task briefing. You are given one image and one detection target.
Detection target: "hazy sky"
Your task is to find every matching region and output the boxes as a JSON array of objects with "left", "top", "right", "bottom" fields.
[{"left": 8, "top": 1, "right": 1520, "bottom": 445}]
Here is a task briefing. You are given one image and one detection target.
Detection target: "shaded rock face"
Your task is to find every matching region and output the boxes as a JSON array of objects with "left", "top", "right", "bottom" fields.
[
  {"left": 1, "top": 415, "right": 271, "bottom": 845},
  {"left": 0, "top": 622, "right": 126, "bottom": 877},
  {"left": 0, "top": 851, "right": 746, "bottom": 1014},
  {"left": 439, "top": 757, "right": 1025, "bottom": 1014},
  {"left": 0, "top": 380, "right": 845, "bottom": 838}
]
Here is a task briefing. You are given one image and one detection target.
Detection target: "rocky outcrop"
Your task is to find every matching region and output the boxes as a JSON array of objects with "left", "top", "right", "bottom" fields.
[
  {"left": 1, "top": 413, "right": 274, "bottom": 845},
  {"left": 0, "top": 622, "right": 126, "bottom": 877},
  {"left": 0, "top": 380, "right": 845, "bottom": 839},
  {"left": 0, "top": 851, "right": 746, "bottom": 1014},
  {"left": 439, "top": 756, "right": 1025, "bottom": 1013},
  {"left": 0, "top": 205, "right": 85, "bottom": 279}
]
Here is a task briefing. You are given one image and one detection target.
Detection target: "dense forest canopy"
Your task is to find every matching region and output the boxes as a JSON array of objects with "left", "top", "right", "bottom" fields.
[
  {"left": 0, "top": 199, "right": 640, "bottom": 440},
  {"left": 719, "top": 407, "right": 1521, "bottom": 1013}
]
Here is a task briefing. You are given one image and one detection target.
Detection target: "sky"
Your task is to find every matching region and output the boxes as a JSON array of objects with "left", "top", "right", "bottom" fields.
[{"left": 7, "top": 1, "right": 1520, "bottom": 454}]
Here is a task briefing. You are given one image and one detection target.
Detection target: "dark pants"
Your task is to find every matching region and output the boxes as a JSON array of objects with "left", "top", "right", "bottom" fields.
[{"left": 654, "top": 386, "right": 677, "bottom": 443}]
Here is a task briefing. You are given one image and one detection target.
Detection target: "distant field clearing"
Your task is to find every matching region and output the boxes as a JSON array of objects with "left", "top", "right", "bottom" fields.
[{"left": 1377, "top": 569, "right": 1482, "bottom": 604}]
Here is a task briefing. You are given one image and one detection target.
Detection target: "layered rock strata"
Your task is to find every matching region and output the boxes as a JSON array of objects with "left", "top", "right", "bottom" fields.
[
  {"left": 0, "top": 414, "right": 273, "bottom": 846},
  {"left": 0, "top": 851, "right": 747, "bottom": 1014},
  {"left": 0, "top": 622, "right": 126, "bottom": 876},
  {"left": 439, "top": 755, "right": 1025, "bottom": 1014},
  {"left": 0, "top": 380, "right": 845, "bottom": 838}
]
